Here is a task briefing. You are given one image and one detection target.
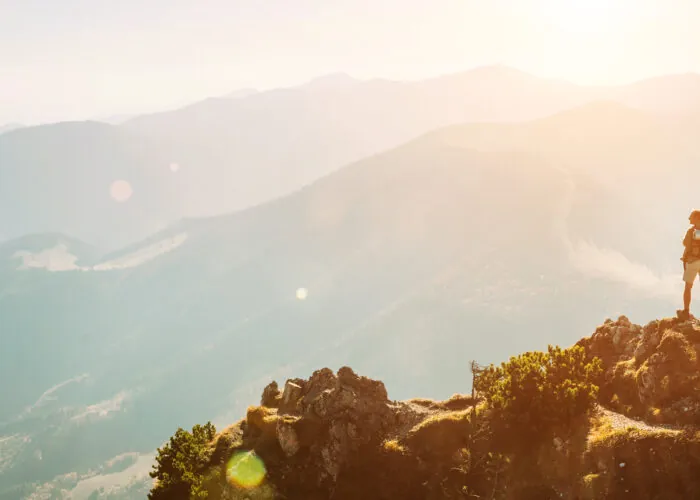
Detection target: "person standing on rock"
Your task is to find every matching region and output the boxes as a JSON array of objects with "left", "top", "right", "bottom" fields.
[{"left": 678, "top": 210, "right": 700, "bottom": 320}]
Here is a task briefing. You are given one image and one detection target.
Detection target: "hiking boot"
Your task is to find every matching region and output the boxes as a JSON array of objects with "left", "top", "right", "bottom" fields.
[{"left": 677, "top": 309, "right": 692, "bottom": 321}]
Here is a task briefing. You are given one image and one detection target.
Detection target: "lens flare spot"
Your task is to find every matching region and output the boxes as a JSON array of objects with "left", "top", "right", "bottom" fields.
[
  {"left": 296, "top": 288, "right": 308, "bottom": 300},
  {"left": 109, "top": 180, "right": 133, "bottom": 202},
  {"left": 226, "top": 451, "right": 266, "bottom": 489},
  {"left": 169, "top": 162, "right": 180, "bottom": 172}
]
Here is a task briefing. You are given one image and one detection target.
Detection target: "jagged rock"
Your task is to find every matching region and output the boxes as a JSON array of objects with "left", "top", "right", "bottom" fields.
[
  {"left": 338, "top": 365, "right": 389, "bottom": 402},
  {"left": 163, "top": 325, "right": 700, "bottom": 500},
  {"left": 580, "top": 315, "right": 700, "bottom": 426},
  {"left": 229, "top": 360, "right": 700, "bottom": 500},
  {"left": 261, "top": 381, "right": 281, "bottom": 408},
  {"left": 637, "top": 366, "right": 656, "bottom": 404},
  {"left": 280, "top": 381, "right": 303, "bottom": 414},
  {"left": 300, "top": 368, "right": 336, "bottom": 409},
  {"left": 276, "top": 417, "right": 301, "bottom": 457},
  {"left": 239, "top": 367, "right": 431, "bottom": 496},
  {"left": 612, "top": 326, "right": 626, "bottom": 349},
  {"left": 633, "top": 341, "right": 648, "bottom": 360},
  {"left": 312, "top": 386, "right": 356, "bottom": 418}
]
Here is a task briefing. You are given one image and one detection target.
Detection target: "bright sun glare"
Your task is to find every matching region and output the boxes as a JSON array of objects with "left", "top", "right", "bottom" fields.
[{"left": 544, "top": 0, "right": 628, "bottom": 33}]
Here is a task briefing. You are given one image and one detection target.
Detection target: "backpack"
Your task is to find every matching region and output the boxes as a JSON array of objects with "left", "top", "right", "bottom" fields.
[{"left": 683, "top": 228, "right": 700, "bottom": 261}]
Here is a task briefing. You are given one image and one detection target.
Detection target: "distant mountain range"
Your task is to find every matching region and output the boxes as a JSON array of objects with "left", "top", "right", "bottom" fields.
[
  {"left": 2, "top": 66, "right": 700, "bottom": 249},
  {"left": 92, "top": 114, "right": 137, "bottom": 125},
  {"left": 1, "top": 100, "right": 696, "bottom": 498},
  {"left": 0, "top": 121, "right": 182, "bottom": 249},
  {"left": 221, "top": 88, "right": 259, "bottom": 99},
  {"left": 0, "top": 123, "right": 23, "bottom": 135}
]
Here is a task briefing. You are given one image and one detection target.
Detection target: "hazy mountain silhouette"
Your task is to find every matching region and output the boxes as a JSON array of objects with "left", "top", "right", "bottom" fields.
[
  {"left": 93, "top": 113, "right": 138, "bottom": 125},
  {"left": 435, "top": 101, "right": 700, "bottom": 268},
  {"left": 2, "top": 102, "right": 695, "bottom": 497},
  {"left": 122, "top": 65, "right": 597, "bottom": 218},
  {"left": 608, "top": 73, "right": 700, "bottom": 115},
  {"left": 0, "top": 121, "right": 184, "bottom": 248},
  {"left": 0, "top": 123, "right": 23, "bottom": 135},
  {"left": 3, "top": 67, "right": 700, "bottom": 251},
  {"left": 222, "top": 88, "right": 259, "bottom": 99}
]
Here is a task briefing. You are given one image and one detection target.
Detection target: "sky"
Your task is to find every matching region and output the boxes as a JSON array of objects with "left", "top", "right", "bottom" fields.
[{"left": 1, "top": 0, "right": 698, "bottom": 124}]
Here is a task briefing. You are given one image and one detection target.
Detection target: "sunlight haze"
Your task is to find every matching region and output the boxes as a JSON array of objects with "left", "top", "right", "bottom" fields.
[
  {"left": 1, "top": 0, "right": 698, "bottom": 124},
  {"left": 3, "top": 1, "right": 700, "bottom": 498}
]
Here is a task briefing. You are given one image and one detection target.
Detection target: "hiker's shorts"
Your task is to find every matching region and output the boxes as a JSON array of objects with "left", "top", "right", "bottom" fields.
[{"left": 683, "top": 260, "right": 700, "bottom": 283}]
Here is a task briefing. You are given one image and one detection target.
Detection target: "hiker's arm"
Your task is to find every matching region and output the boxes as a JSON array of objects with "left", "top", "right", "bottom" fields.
[
  {"left": 684, "top": 230, "right": 692, "bottom": 248},
  {"left": 682, "top": 230, "right": 692, "bottom": 264}
]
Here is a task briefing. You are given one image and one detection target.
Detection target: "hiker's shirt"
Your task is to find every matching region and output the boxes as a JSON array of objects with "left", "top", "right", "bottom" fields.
[{"left": 682, "top": 227, "right": 700, "bottom": 263}]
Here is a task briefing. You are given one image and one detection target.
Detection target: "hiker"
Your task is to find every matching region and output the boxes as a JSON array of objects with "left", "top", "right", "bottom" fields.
[{"left": 678, "top": 210, "right": 700, "bottom": 320}]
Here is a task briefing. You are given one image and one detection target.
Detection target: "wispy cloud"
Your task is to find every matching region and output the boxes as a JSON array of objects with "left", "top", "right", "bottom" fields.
[
  {"left": 93, "top": 233, "right": 188, "bottom": 271},
  {"left": 11, "top": 233, "right": 188, "bottom": 273},
  {"left": 71, "top": 391, "right": 130, "bottom": 423},
  {"left": 553, "top": 176, "right": 679, "bottom": 301},
  {"left": 23, "top": 373, "right": 90, "bottom": 416},
  {"left": 69, "top": 452, "right": 155, "bottom": 499},
  {"left": 13, "top": 244, "right": 80, "bottom": 271},
  {"left": 568, "top": 240, "right": 678, "bottom": 301}
]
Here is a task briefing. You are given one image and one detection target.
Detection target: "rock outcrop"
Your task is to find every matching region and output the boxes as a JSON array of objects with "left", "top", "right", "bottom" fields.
[
  {"left": 577, "top": 315, "right": 700, "bottom": 426},
  {"left": 202, "top": 366, "right": 479, "bottom": 499},
  {"left": 204, "top": 361, "right": 699, "bottom": 500},
  {"left": 240, "top": 366, "right": 478, "bottom": 498},
  {"left": 154, "top": 316, "right": 700, "bottom": 500}
]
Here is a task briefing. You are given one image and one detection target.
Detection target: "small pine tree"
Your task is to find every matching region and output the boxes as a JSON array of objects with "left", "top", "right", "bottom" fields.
[
  {"left": 148, "top": 422, "right": 217, "bottom": 499},
  {"left": 474, "top": 345, "right": 602, "bottom": 449}
]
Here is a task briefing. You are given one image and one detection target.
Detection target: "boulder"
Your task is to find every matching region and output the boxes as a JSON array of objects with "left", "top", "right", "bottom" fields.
[
  {"left": 580, "top": 316, "right": 700, "bottom": 425},
  {"left": 261, "top": 381, "right": 281, "bottom": 408},
  {"left": 280, "top": 381, "right": 304, "bottom": 414}
]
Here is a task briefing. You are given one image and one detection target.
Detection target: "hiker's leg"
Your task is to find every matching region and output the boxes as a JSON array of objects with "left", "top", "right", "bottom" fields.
[{"left": 682, "top": 260, "right": 700, "bottom": 315}]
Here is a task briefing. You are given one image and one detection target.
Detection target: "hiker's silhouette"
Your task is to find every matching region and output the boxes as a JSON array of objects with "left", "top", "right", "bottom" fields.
[{"left": 678, "top": 210, "right": 700, "bottom": 320}]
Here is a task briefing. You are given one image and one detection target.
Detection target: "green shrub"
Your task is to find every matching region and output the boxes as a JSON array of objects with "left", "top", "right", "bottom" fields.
[
  {"left": 474, "top": 345, "right": 602, "bottom": 448},
  {"left": 148, "top": 422, "right": 217, "bottom": 499}
]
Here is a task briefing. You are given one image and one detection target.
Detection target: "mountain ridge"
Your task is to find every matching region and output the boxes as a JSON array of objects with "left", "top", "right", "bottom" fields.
[
  {"left": 145, "top": 314, "right": 700, "bottom": 500},
  {"left": 4, "top": 67, "right": 700, "bottom": 249},
  {"left": 2, "top": 80, "right": 699, "bottom": 499}
]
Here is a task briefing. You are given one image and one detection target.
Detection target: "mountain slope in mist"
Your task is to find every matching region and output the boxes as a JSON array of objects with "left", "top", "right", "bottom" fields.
[
  {"left": 3, "top": 68, "right": 699, "bottom": 250},
  {"left": 435, "top": 101, "right": 700, "bottom": 270},
  {"left": 123, "top": 68, "right": 700, "bottom": 218},
  {"left": 0, "top": 122, "right": 183, "bottom": 248},
  {"left": 0, "top": 123, "right": 23, "bottom": 135},
  {"left": 1, "top": 103, "right": 695, "bottom": 498}
]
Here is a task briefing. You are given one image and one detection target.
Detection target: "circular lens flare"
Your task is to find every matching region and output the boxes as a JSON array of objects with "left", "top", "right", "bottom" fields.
[
  {"left": 110, "top": 180, "right": 133, "bottom": 202},
  {"left": 226, "top": 451, "right": 266, "bottom": 489},
  {"left": 296, "top": 288, "right": 308, "bottom": 300}
]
